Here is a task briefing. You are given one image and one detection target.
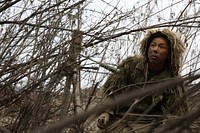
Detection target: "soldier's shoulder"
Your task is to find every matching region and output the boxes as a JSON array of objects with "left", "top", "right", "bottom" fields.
[
  {"left": 118, "top": 55, "right": 142, "bottom": 68},
  {"left": 124, "top": 55, "right": 143, "bottom": 62}
]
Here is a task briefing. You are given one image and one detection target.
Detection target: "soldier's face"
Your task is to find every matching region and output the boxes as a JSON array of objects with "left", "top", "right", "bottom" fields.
[{"left": 148, "top": 37, "right": 170, "bottom": 65}]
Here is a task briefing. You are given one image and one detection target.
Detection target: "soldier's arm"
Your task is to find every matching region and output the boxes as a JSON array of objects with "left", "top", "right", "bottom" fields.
[{"left": 162, "top": 84, "right": 188, "bottom": 116}]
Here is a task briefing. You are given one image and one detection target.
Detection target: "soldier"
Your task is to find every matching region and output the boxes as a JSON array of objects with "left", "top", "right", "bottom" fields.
[{"left": 96, "top": 28, "right": 188, "bottom": 132}]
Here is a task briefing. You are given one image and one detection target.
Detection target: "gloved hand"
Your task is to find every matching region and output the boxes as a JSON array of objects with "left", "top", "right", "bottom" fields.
[{"left": 97, "top": 112, "right": 110, "bottom": 129}]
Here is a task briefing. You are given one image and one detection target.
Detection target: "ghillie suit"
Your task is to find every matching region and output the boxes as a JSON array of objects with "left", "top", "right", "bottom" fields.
[{"left": 97, "top": 28, "right": 188, "bottom": 133}]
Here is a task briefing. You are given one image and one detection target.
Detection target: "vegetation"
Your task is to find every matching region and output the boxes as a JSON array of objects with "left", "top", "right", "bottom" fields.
[{"left": 0, "top": 0, "right": 199, "bottom": 133}]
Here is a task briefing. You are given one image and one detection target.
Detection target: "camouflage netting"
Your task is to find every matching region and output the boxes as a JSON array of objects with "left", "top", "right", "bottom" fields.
[
  {"left": 103, "top": 56, "right": 187, "bottom": 116},
  {"left": 103, "top": 56, "right": 142, "bottom": 95},
  {"left": 102, "top": 28, "right": 188, "bottom": 116},
  {"left": 95, "top": 33, "right": 198, "bottom": 132}
]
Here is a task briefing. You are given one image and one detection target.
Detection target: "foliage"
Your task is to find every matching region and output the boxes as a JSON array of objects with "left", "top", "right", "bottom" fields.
[{"left": 0, "top": 0, "right": 199, "bottom": 132}]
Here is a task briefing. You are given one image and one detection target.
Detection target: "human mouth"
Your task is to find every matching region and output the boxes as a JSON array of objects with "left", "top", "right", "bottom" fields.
[{"left": 151, "top": 55, "right": 158, "bottom": 60}]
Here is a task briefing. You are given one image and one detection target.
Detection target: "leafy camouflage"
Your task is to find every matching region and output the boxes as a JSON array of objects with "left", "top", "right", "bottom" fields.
[
  {"left": 103, "top": 56, "right": 187, "bottom": 116},
  {"left": 98, "top": 28, "right": 188, "bottom": 132}
]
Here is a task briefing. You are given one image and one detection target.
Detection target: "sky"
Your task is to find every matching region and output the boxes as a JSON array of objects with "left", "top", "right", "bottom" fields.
[
  {"left": 2, "top": 0, "right": 199, "bottom": 88},
  {"left": 81, "top": 0, "right": 200, "bottom": 85}
]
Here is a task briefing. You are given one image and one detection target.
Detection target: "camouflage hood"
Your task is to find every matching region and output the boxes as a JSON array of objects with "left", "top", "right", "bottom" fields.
[{"left": 140, "top": 28, "right": 185, "bottom": 76}]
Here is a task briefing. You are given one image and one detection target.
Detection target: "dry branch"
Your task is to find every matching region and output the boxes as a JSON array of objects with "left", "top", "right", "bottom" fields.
[{"left": 34, "top": 74, "right": 200, "bottom": 133}]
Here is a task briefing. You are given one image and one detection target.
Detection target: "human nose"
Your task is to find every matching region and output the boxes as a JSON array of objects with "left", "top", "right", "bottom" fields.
[{"left": 151, "top": 45, "right": 158, "bottom": 52}]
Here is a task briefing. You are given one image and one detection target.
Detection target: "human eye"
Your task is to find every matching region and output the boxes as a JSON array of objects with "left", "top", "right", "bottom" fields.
[
  {"left": 159, "top": 44, "right": 166, "bottom": 49},
  {"left": 150, "top": 42, "right": 156, "bottom": 47}
]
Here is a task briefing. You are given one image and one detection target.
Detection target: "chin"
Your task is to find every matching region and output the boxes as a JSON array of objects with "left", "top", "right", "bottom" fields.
[{"left": 149, "top": 60, "right": 159, "bottom": 64}]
